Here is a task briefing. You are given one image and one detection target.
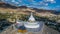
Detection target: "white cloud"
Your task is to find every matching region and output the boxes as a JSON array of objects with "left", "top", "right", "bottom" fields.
[
  {"left": 43, "top": 0, "right": 56, "bottom": 3},
  {"left": 28, "top": 0, "right": 32, "bottom": 1},
  {"left": 17, "top": 0, "right": 22, "bottom": 2},
  {"left": 11, "top": 0, "right": 15, "bottom": 2},
  {"left": 15, "top": 2, "right": 19, "bottom": 4},
  {"left": 53, "top": 6, "right": 60, "bottom": 10},
  {"left": 28, "top": 0, "right": 37, "bottom": 3},
  {"left": 51, "top": 1, "right": 56, "bottom": 3},
  {"left": 38, "top": 1, "right": 48, "bottom": 6},
  {"left": 45, "top": 3, "right": 48, "bottom": 6},
  {"left": 44, "top": 0, "right": 54, "bottom": 2},
  {"left": 4, "top": 0, "right": 8, "bottom": 1},
  {"left": 47, "top": 0, "right": 54, "bottom": 2}
]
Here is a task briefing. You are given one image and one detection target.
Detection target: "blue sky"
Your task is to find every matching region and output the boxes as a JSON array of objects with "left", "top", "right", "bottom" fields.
[{"left": 1, "top": 0, "right": 60, "bottom": 10}]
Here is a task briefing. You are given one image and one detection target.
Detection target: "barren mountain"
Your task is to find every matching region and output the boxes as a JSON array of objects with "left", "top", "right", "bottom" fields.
[{"left": 0, "top": 3, "right": 60, "bottom": 23}]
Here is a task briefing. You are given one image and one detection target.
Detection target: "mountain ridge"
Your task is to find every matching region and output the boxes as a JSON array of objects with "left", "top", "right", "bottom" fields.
[{"left": 0, "top": 3, "right": 60, "bottom": 15}]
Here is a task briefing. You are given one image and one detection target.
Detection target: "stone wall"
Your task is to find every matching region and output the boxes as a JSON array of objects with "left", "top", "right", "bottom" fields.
[
  {"left": 0, "top": 24, "right": 60, "bottom": 34},
  {"left": 0, "top": 24, "right": 15, "bottom": 34}
]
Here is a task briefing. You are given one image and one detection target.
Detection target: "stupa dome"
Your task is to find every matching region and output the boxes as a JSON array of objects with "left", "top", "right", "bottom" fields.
[
  {"left": 28, "top": 13, "right": 35, "bottom": 22},
  {"left": 24, "top": 13, "right": 40, "bottom": 32}
]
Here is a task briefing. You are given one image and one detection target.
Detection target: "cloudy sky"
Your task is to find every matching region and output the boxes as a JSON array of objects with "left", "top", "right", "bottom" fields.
[{"left": 1, "top": 0, "right": 60, "bottom": 10}]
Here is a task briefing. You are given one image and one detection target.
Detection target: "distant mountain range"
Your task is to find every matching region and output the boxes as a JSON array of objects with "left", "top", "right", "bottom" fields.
[{"left": 0, "top": 2, "right": 60, "bottom": 15}]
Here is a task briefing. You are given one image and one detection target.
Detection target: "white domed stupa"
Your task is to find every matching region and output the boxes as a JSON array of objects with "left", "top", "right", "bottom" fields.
[
  {"left": 15, "top": 13, "right": 44, "bottom": 34},
  {"left": 24, "top": 13, "right": 40, "bottom": 32}
]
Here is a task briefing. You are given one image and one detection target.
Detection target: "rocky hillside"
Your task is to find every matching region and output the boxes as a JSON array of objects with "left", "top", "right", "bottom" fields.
[{"left": 0, "top": 3, "right": 60, "bottom": 23}]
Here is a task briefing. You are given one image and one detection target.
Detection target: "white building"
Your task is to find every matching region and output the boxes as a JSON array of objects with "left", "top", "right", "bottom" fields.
[
  {"left": 15, "top": 13, "right": 44, "bottom": 34},
  {"left": 24, "top": 13, "right": 40, "bottom": 32}
]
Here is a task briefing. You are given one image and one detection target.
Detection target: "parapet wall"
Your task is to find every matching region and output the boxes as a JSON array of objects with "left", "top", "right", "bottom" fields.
[
  {"left": 0, "top": 24, "right": 15, "bottom": 34},
  {"left": 0, "top": 24, "right": 60, "bottom": 34}
]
